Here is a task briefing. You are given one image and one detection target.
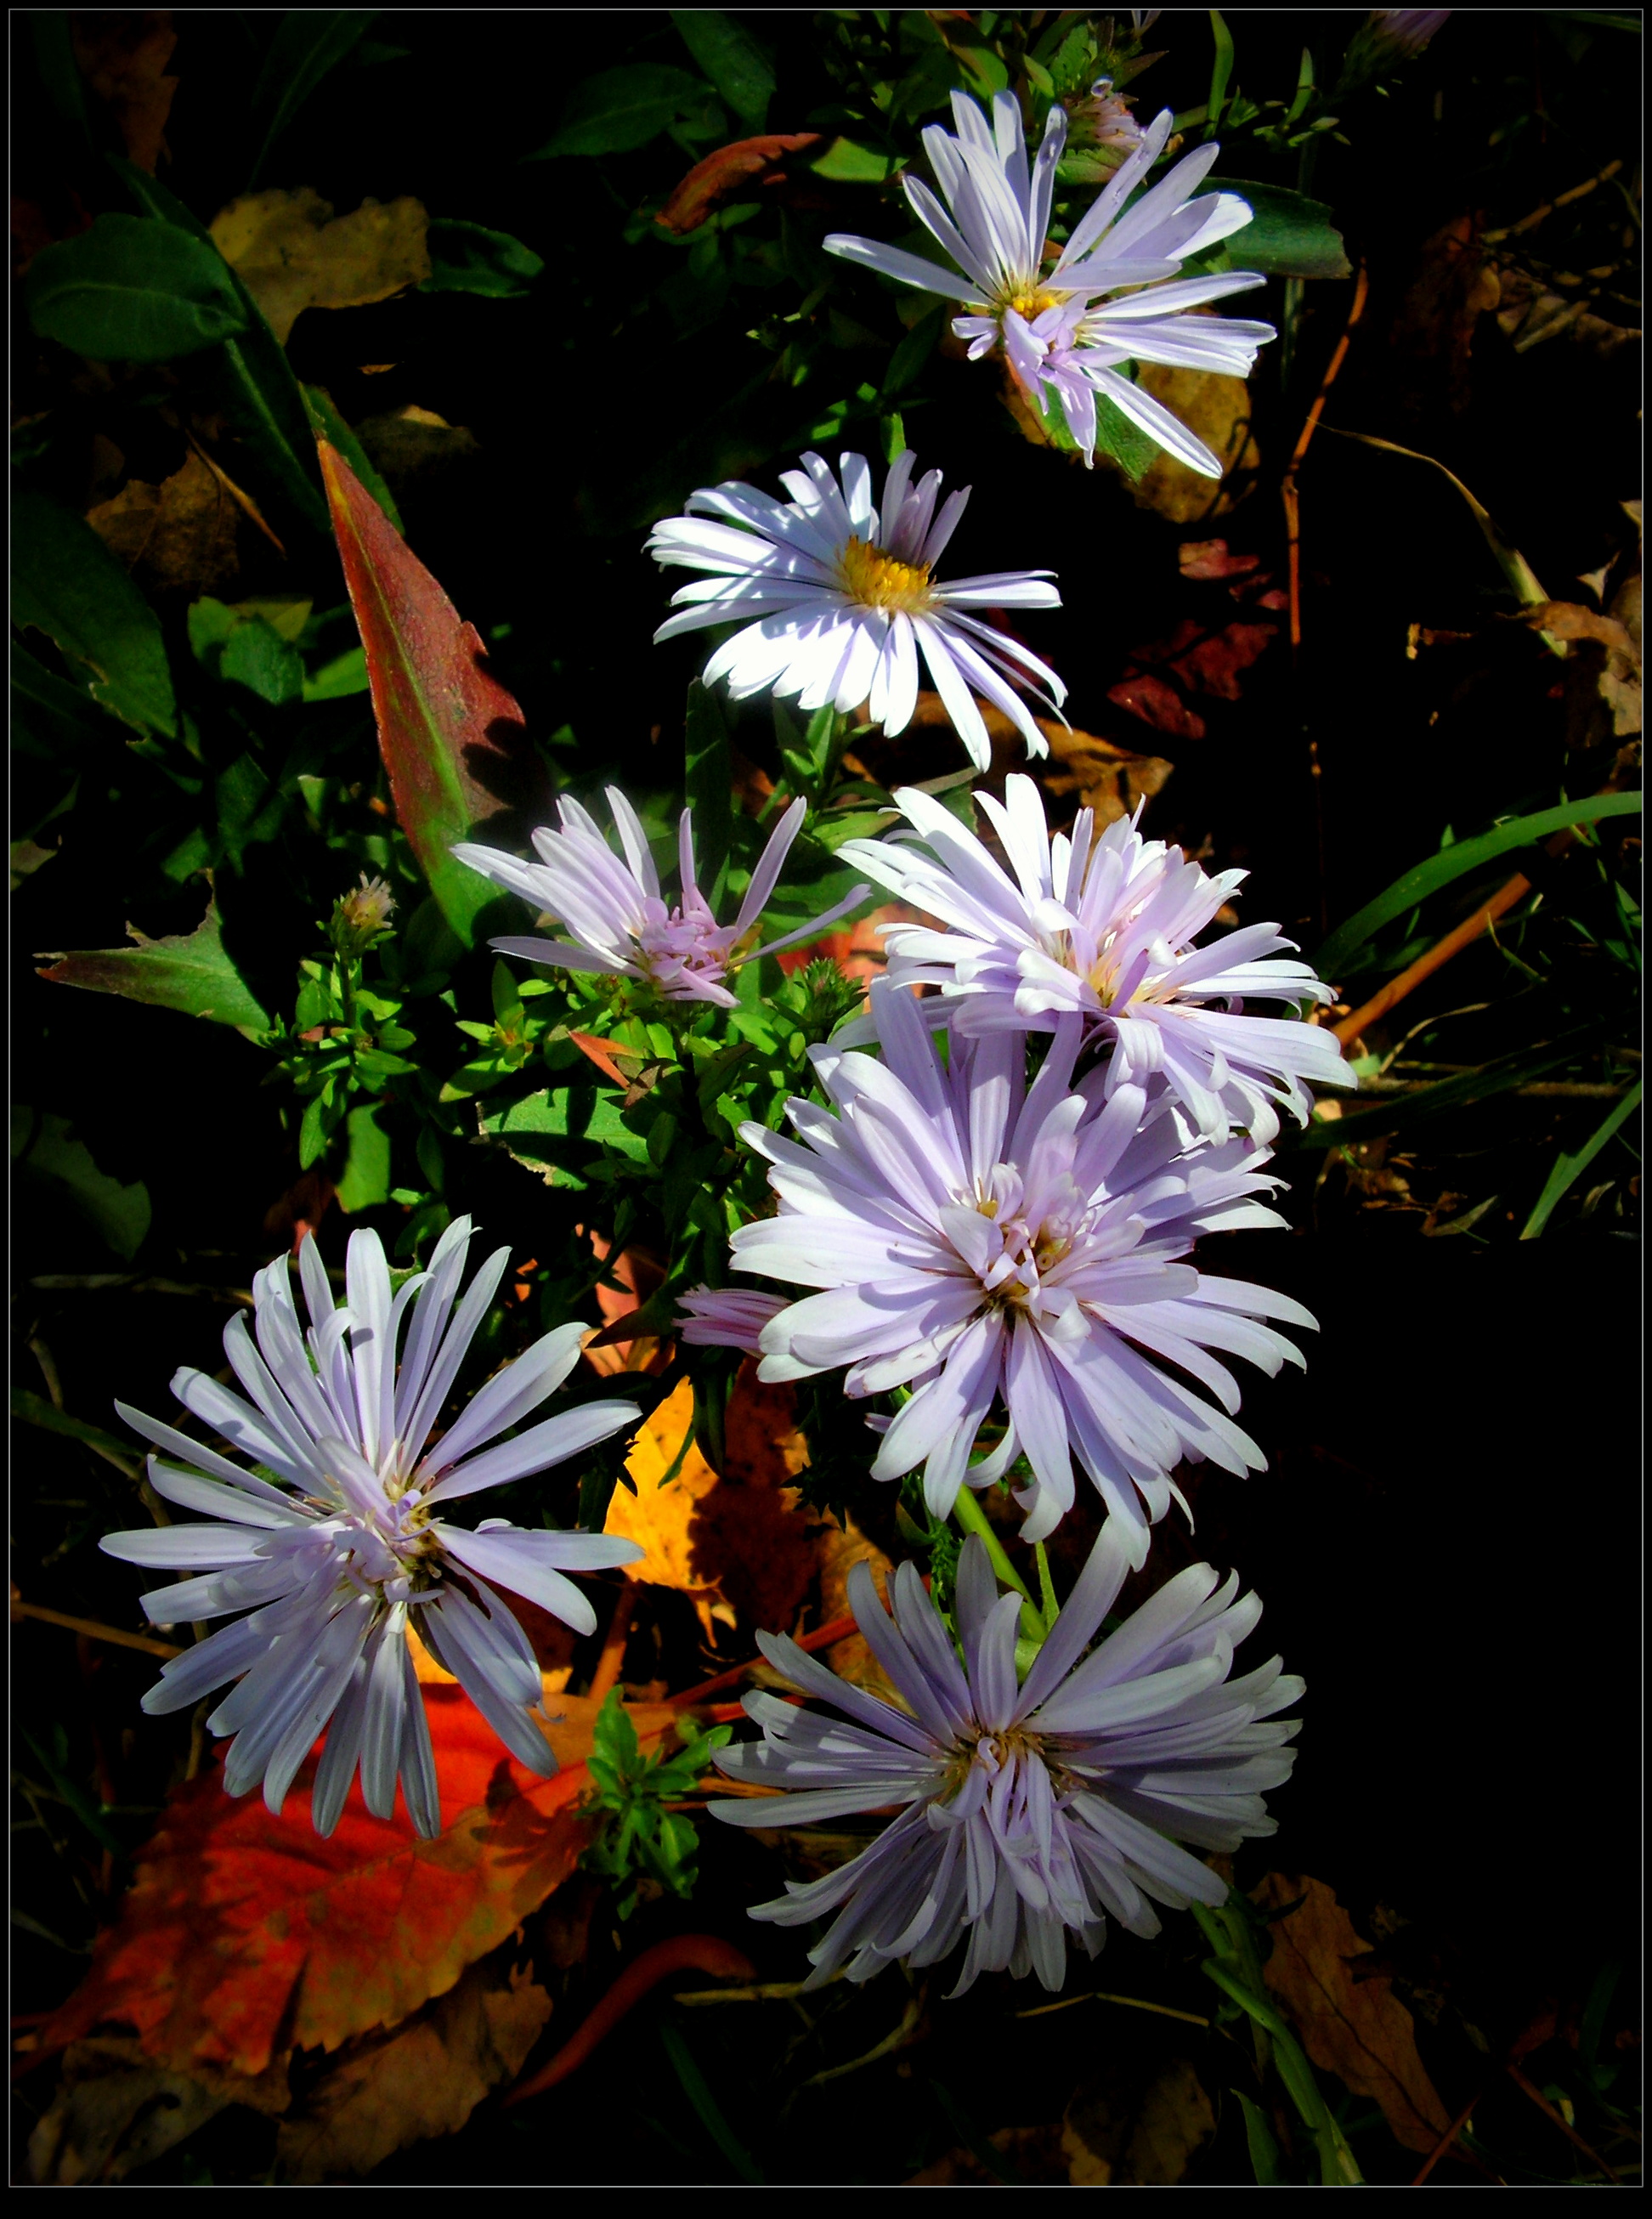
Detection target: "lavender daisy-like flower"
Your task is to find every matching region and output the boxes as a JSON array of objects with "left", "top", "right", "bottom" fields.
[
  {"left": 824, "top": 95, "right": 1272, "bottom": 476},
  {"left": 840, "top": 777, "right": 1350, "bottom": 1143},
  {"left": 100, "top": 1220, "right": 642, "bottom": 1838},
  {"left": 711, "top": 1525, "right": 1301, "bottom": 1995},
  {"left": 456, "top": 790, "right": 866, "bottom": 1010},
  {"left": 731, "top": 978, "right": 1314, "bottom": 1554},
  {"left": 646, "top": 446, "right": 1066, "bottom": 773}
]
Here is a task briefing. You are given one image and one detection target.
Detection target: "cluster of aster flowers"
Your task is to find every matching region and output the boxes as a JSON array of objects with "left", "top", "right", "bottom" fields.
[{"left": 99, "top": 88, "right": 1330, "bottom": 2006}]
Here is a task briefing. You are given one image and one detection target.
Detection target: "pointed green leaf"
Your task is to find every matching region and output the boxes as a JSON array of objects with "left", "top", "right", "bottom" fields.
[
  {"left": 37, "top": 892, "right": 270, "bottom": 1033},
  {"left": 247, "top": 11, "right": 380, "bottom": 189},
  {"left": 25, "top": 213, "right": 248, "bottom": 362},
  {"left": 671, "top": 11, "right": 773, "bottom": 127},
  {"left": 420, "top": 219, "right": 544, "bottom": 298}
]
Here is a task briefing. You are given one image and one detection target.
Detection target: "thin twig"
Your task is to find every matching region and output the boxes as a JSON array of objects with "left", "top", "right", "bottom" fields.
[
  {"left": 1016, "top": 1990, "right": 1210, "bottom": 2028},
  {"left": 1411, "top": 2086, "right": 1485, "bottom": 2186},
  {"left": 670, "top": 1610, "right": 859, "bottom": 1708},
  {"left": 1507, "top": 2063, "right": 1624, "bottom": 2183},
  {"left": 803, "top": 1989, "right": 923, "bottom": 2087},
  {"left": 11, "top": 1599, "right": 180, "bottom": 1661},
  {"left": 1281, "top": 261, "right": 1370, "bottom": 939},
  {"left": 586, "top": 1581, "right": 637, "bottom": 1707}
]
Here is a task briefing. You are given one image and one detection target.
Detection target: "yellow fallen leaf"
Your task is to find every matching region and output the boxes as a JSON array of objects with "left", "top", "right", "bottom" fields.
[
  {"left": 1254, "top": 1871, "right": 1452, "bottom": 2156},
  {"left": 209, "top": 189, "right": 430, "bottom": 347},
  {"left": 605, "top": 1378, "right": 734, "bottom": 1640}
]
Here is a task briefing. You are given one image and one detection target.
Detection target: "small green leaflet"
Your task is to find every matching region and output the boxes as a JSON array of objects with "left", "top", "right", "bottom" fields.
[{"left": 37, "top": 891, "right": 271, "bottom": 1034}]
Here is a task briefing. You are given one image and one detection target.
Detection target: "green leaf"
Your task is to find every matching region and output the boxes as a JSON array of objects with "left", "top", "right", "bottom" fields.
[
  {"left": 10, "top": 1385, "right": 139, "bottom": 1475},
  {"left": 12, "top": 1109, "right": 150, "bottom": 1262},
  {"left": 530, "top": 65, "right": 707, "bottom": 158},
  {"left": 247, "top": 11, "right": 379, "bottom": 190},
  {"left": 1234, "top": 2091, "right": 1287, "bottom": 2186},
  {"left": 883, "top": 304, "right": 944, "bottom": 397},
  {"left": 1194, "top": 178, "right": 1350, "bottom": 279},
  {"left": 684, "top": 681, "right": 733, "bottom": 909},
  {"left": 336, "top": 1102, "right": 392, "bottom": 1212},
  {"left": 485, "top": 1085, "right": 650, "bottom": 1165},
  {"left": 218, "top": 617, "right": 304, "bottom": 705},
  {"left": 37, "top": 891, "right": 272, "bottom": 1033},
  {"left": 25, "top": 214, "right": 247, "bottom": 363},
  {"left": 1520, "top": 1080, "right": 1642, "bottom": 1239},
  {"left": 11, "top": 489, "right": 176, "bottom": 739},
  {"left": 1093, "top": 387, "right": 1161, "bottom": 481},
  {"left": 1205, "top": 10, "right": 1236, "bottom": 135},
  {"left": 1316, "top": 792, "right": 1644, "bottom": 983},
  {"left": 302, "top": 644, "right": 370, "bottom": 701},
  {"left": 420, "top": 218, "right": 544, "bottom": 297},
  {"left": 11, "top": 644, "right": 127, "bottom": 759},
  {"left": 670, "top": 11, "right": 773, "bottom": 127},
  {"left": 809, "top": 137, "right": 897, "bottom": 184},
  {"left": 110, "top": 161, "right": 330, "bottom": 539}
]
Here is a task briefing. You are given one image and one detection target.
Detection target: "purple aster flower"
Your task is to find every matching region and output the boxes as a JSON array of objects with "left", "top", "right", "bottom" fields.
[
  {"left": 710, "top": 1525, "right": 1301, "bottom": 1995},
  {"left": 825, "top": 96, "right": 1272, "bottom": 475},
  {"left": 676, "top": 1286, "right": 789, "bottom": 1355},
  {"left": 456, "top": 790, "right": 868, "bottom": 1010},
  {"left": 840, "top": 777, "right": 1350, "bottom": 1143},
  {"left": 730, "top": 978, "right": 1313, "bottom": 1554},
  {"left": 101, "top": 1219, "right": 642, "bottom": 1838},
  {"left": 646, "top": 446, "right": 1066, "bottom": 773}
]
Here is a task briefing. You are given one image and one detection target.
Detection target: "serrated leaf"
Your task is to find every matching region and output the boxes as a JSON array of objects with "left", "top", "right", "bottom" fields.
[
  {"left": 25, "top": 213, "right": 247, "bottom": 363},
  {"left": 317, "top": 441, "right": 529, "bottom": 945},
  {"left": 11, "top": 489, "right": 176, "bottom": 739},
  {"left": 37, "top": 891, "right": 271, "bottom": 1033}
]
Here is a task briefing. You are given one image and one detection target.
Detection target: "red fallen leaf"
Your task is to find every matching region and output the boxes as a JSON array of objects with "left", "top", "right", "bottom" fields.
[
  {"left": 37, "top": 1684, "right": 672, "bottom": 2081},
  {"left": 1167, "top": 618, "right": 1276, "bottom": 702},
  {"left": 1106, "top": 671, "right": 1208, "bottom": 739},
  {"left": 655, "top": 133, "right": 823, "bottom": 236},
  {"left": 317, "top": 441, "right": 535, "bottom": 948},
  {"left": 1179, "top": 538, "right": 1259, "bottom": 581}
]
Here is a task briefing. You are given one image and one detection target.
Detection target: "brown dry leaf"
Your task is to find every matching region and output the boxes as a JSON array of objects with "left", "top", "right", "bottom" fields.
[
  {"left": 906, "top": 690, "right": 1174, "bottom": 824},
  {"left": 1123, "top": 365, "right": 1259, "bottom": 524},
  {"left": 1253, "top": 1871, "right": 1452, "bottom": 2156},
  {"left": 1062, "top": 2055, "right": 1216, "bottom": 2185},
  {"left": 1389, "top": 216, "right": 1504, "bottom": 415},
  {"left": 1526, "top": 598, "right": 1643, "bottom": 744},
  {"left": 88, "top": 449, "right": 241, "bottom": 595},
  {"left": 354, "top": 405, "right": 481, "bottom": 495},
  {"left": 70, "top": 12, "right": 178, "bottom": 173},
  {"left": 208, "top": 189, "right": 431, "bottom": 347},
  {"left": 1493, "top": 262, "right": 1641, "bottom": 359},
  {"left": 905, "top": 2122, "right": 1069, "bottom": 2185},
  {"left": 27, "top": 2033, "right": 279, "bottom": 2185},
  {"left": 274, "top": 1948, "right": 552, "bottom": 2183}
]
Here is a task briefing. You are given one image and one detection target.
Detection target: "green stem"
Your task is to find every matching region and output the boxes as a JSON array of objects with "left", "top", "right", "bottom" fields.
[{"left": 1033, "top": 1541, "right": 1059, "bottom": 1627}]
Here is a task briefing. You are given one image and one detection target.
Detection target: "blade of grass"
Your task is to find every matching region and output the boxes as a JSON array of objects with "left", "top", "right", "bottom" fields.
[
  {"left": 659, "top": 2017, "right": 764, "bottom": 2183},
  {"left": 1519, "top": 1080, "right": 1642, "bottom": 1237}
]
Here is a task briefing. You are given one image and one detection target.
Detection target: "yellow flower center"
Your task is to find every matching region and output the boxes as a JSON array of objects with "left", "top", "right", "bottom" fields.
[
  {"left": 1000, "top": 286, "right": 1071, "bottom": 322},
  {"left": 836, "top": 535, "right": 935, "bottom": 613}
]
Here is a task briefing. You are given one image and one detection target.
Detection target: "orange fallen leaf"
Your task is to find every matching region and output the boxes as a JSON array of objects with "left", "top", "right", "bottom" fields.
[
  {"left": 38, "top": 1683, "right": 671, "bottom": 2082},
  {"left": 1253, "top": 1872, "right": 1453, "bottom": 2157},
  {"left": 655, "top": 133, "right": 824, "bottom": 235}
]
